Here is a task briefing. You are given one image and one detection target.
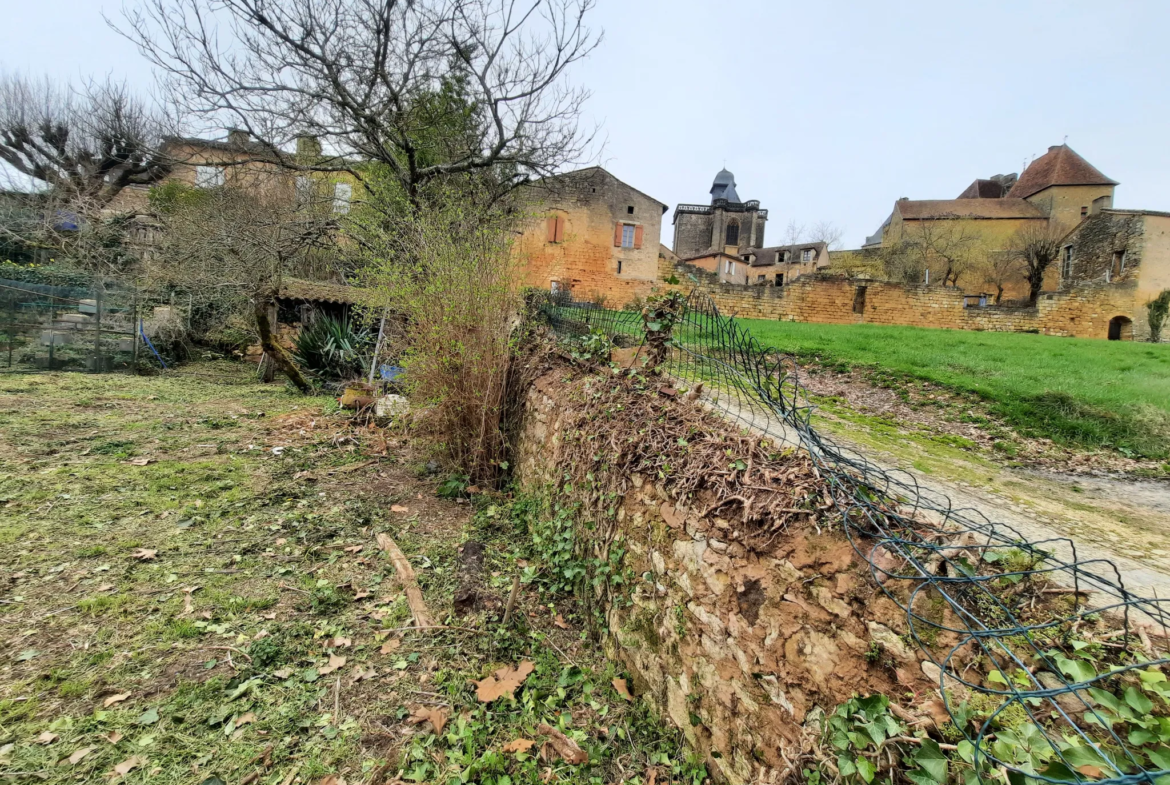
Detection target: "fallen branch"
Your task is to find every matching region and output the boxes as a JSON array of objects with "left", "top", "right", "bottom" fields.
[{"left": 376, "top": 532, "right": 434, "bottom": 628}]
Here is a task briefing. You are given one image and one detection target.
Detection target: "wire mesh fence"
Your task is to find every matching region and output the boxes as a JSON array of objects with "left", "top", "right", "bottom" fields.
[
  {"left": 541, "top": 289, "right": 1170, "bottom": 785},
  {"left": 0, "top": 276, "right": 143, "bottom": 374}
]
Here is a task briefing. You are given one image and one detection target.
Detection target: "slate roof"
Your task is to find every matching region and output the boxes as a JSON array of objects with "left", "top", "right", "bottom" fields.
[
  {"left": 896, "top": 198, "right": 1046, "bottom": 220},
  {"left": 957, "top": 179, "right": 1007, "bottom": 199},
  {"left": 1007, "top": 145, "right": 1117, "bottom": 199},
  {"left": 709, "top": 169, "right": 741, "bottom": 203}
]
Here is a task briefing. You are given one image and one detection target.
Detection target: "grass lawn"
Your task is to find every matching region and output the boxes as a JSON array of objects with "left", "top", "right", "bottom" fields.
[
  {"left": 0, "top": 363, "right": 700, "bottom": 785},
  {"left": 736, "top": 319, "right": 1170, "bottom": 459}
]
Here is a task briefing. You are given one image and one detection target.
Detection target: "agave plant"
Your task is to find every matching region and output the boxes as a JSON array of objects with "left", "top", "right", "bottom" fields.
[{"left": 293, "top": 314, "right": 373, "bottom": 380}]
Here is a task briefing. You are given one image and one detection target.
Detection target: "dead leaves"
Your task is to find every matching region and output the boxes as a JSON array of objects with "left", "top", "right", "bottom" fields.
[
  {"left": 351, "top": 667, "right": 378, "bottom": 685},
  {"left": 102, "top": 692, "right": 131, "bottom": 708},
  {"left": 324, "top": 636, "right": 351, "bottom": 649},
  {"left": 104, "top": 731, "right": 123, "bottom": 744},
  {"left": 127, "top": 457, "right": 154, "bottom": 466},
  {"left": 408, "top": 706, "right": 448, "bottom": 735},
  {"left": 66, "top": 746, "right": 96, "bottom": 765},
  {"left": 379, "top": 638, "right": 402, "bottom": 655},
  {"left": 611, "top": 678, "right": 632, "bottom": 701},
  {"left": 110, "top": 755, "right": 146, "bottom": 777},
  {"left": 536, "top": 723, "right": 588, "bottom": 765},
  {"left": 475, "top": 661, "right": 535, "bottom": 702},
  {"left": 131, "top": 548, "right": 157, "bottom": 561},
  {"left": 318, "top": 654, "right": 347, "bottom": 675},
  {"left": 36, "top": 731, "right": 58, "bottom": 744},
  {"left": 501, "top": 738, "right": 536, "bottom": 754},
  {"left": 391, "top": 504, "right": 409, "bottom": 514}
]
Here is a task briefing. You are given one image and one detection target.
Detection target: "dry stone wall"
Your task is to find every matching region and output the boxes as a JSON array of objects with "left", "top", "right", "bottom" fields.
[
  {"left": 657, "top": 257, "right": 1140, "bottom": 339},
  {"left": 515, "top": 370, "right": 945, "bottom": 785}
]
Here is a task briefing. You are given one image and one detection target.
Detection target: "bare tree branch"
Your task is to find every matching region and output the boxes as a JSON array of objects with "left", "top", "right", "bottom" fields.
[{"left": 114, "top": 0, "right": 601, "bottom": 203}]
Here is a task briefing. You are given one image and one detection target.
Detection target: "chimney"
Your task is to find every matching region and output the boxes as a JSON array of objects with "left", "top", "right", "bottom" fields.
[
  {"left": 296, "top": 135, "right": 322, "bottom": 159},
  {"left": 227, "top": 128, "right": 249, "bottom": 146},
  {"left": 1048, "top": 145, "right": 1061, "bottom": 152}
]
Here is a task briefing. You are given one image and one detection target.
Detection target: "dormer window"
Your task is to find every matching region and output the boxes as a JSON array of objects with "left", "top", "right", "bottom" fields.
[{"left": 801, "top": 248, "right": 814, "bottom": 262}]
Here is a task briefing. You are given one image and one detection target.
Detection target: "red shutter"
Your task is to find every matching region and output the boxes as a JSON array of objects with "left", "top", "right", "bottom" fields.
[
  {"left": 554, "top": 215, "right": 565, "bottom": 243},
  {"left": 633, "top": 225, "right": 644, "bottom": 249},
  {"left": 546, "top": 216, "right": 557, "bottom": 242},
  {"left": 614, "top": 221, "right": 623, "bottom": 247}
]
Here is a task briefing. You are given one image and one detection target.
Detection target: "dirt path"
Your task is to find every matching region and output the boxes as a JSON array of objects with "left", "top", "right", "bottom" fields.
[{"left": 704, "top": 392, "right": 1170, "bottom": 600}]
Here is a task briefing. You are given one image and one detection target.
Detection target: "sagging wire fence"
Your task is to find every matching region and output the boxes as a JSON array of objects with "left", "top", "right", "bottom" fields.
[{"left": 541, "top": 289, "right": 1170, "bottom": 785}]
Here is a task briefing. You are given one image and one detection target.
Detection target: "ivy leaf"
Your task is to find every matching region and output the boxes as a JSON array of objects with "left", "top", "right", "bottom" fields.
[
  {"left": 1126, "top": 686, "right": 1154, "bottom": 715},
  {"left": 988, "top": 670, "right": 1010, "bottom": 687},
  {"left": 136, "top": 707, "right": 159, "bottom": 726},
  {"left": 837, "top": 755, "right": 856, "bottom": 778},
  {"left": 1056, "top": 656, "right": 1096, "bottom": 684},
  {"left": 855, "top": 756, "right": 877, "bottom": 783},
  {"left": 912, "top": 739, "right": 948, "bottom": 783}
]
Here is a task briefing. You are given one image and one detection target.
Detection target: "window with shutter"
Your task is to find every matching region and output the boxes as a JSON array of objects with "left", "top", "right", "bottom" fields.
[{"left": 633, "top": 225, "right": 643, "bottom": 249}]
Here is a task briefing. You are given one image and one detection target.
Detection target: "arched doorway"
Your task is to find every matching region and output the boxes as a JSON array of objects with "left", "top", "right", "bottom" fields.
[{"left": 1107, "top": 315, "right": 1133, "bottom": 341}]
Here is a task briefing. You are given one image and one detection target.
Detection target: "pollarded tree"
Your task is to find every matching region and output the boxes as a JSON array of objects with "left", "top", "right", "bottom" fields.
[
  {"left": 0, "top": 74, "right": 173, "bottom": 209},
  {"left": 0, "top": 74, "right": 176, "bottom": 273},
  {"left": 118, "top": 0, "right": 601, "bottom": 207},
  {"left": 1012, "top": 222, "right": 1068, "bottom": 304}
]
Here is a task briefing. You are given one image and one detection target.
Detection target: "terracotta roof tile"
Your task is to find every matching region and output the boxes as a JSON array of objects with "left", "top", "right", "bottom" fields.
[
  {"left": 278, "top": 278, "right": 372, "bottom": 305},
  {"left": 1007, "top": 145, "right": 1117, "bottom": 199}
]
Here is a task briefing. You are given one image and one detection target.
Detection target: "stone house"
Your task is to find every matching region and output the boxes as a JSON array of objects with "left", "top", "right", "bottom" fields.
[
  {"left": 107, "top": 130, "right": 358, "bottom": 218},
  {"left": 513, "top": 167, "right": 667, "bottom": 304},
  {"left": 870, "top": 144, "right": 1118, "bottom": 299},
  {"left": 682, "top": 242, "right": 830, "bottom": 287},
  {"left": 1057, "top": 209, "right": 1170, "bottom": 340}
]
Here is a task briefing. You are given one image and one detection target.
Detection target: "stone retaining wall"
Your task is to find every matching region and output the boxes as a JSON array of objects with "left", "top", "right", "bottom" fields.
[
  {"left": 515, "top": 370, "right": 944, "bottom": 784},
  {"left": 657, "top": 257, "right": 1140, "bottom": 339}
]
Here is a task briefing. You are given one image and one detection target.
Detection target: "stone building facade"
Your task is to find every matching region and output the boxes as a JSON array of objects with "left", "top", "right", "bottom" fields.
[
  {"left": 672, "top": 169, "right": 768, "bottom": 259},
  {"left": 868, "top": 145, "right": 1119, "bottom": 300},
  {"left": 1059, "top": 209, "right": 1170, "bottom": 340},
  {"left": 513, "top": 167, "right": 667, "bottom": 302}
]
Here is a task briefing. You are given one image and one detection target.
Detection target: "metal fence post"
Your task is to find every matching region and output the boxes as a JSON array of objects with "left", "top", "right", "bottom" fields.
[{"left": 93, "top": 277, "right": 103, "bottom": 373}]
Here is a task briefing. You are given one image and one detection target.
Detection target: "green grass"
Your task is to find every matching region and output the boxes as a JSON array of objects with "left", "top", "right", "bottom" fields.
[
  {"left": 0, "top": 361, "right": 701, "bottom": 785},
  {"left": 737, "top": 320, "right": 1170, "bottom": 459}
]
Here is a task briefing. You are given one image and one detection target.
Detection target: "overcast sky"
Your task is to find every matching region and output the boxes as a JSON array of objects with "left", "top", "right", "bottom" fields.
[{"left": 3, "top": 0, "right": 1168, "bottom": 247}]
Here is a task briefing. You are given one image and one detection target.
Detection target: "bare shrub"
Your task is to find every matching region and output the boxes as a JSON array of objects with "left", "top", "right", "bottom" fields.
[
  {"left": 147, "top": 182, "right": 338, "bottom": 391},
  {"left": 1147, "top": 289, "right": 1170, "bottom": 343},
  {"left": 359, "top": 184, "right": 521, "bottom": 483}
]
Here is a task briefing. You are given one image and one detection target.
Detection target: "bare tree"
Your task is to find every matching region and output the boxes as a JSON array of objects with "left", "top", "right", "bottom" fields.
[
  {"left": 782, "top": 220, "right": 804, "bottom": 247},
  {"left": 117, "top": 0, "right": 601, "bottom": 206},
  {"left": 0, "top": 74, "right": 172, "bottom": 209},
  {"left": 808, "top": 220, "right": 844, "bottom": 250},
  {"left": 977, "top": 250, "right": 1020, "bottom": 304},
  {"left": 897, "top": 218, "right": 982, "bottom": 286},
  {"left": 1012, "top": 222, "right": 1067, "bottom": 304},
  {"left": 147, "top": 182, "right": 338, "bottom": 391},
  {"left": 0, "top": 74, "right": 175, "bottom": 272}
]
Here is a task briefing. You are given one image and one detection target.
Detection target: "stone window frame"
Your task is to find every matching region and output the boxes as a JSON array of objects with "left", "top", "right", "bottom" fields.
[{"left": 1061, "top": 245, "right": 1075, "bottom": 280}]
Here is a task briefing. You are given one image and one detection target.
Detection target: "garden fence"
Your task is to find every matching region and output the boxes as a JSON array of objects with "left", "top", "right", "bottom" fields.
[
  {"left": 541, "top": 289, "right": 1170, "bottom": 785},
  {"left": 0, "top": 276, "right": 141, "bottom": 374}
]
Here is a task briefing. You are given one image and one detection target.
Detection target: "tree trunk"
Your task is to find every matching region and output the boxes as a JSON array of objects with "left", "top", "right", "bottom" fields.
[{"left": 253, "top": 297, "right": 312, "bottom": 393}]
